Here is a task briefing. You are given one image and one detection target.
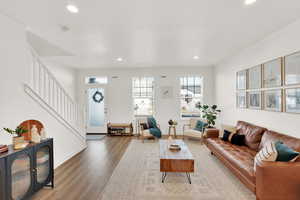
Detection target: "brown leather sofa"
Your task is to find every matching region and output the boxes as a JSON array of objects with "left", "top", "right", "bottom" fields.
[{"left": 204, "top": 121, "right": 300, "bottom": 200}]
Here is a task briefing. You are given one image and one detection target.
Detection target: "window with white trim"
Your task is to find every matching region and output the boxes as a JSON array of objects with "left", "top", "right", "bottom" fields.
[
  {"left": 132, "top": 77, "right": 154, "bottom": 116},
  {"left": 180, "top": 76, "right": 203, "bottom": 118}
]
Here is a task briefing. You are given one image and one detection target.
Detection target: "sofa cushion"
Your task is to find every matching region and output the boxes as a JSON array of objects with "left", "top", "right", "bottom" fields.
[
  {"left": 206, "top": 138, "right": 256, "bottom": 183},
  {"left": 259, "top": 130, "right": 300, "bottom": 155},
  {"left": 237, "top": 121, "right": 267, "bottom": 151},
  {"left": 254, "top": 141, "right": 277, "bottom": 171},
  {"left": 275, "top": 141, "right": 300, "bottom": 162}
]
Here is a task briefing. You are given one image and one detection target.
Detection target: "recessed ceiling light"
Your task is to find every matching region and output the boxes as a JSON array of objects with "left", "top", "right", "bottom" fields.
[
  {"left": 245, "top": 0, "right": 256, "bottom": 5},
  {"left": 117, "top": 57, "right": 123, "bottom": 62},
  {"left": 66, "top": 4, "right": 79, "bottom": 13},
  {"left": 193, "top": 56, "right": 199, "bottom": 60}
]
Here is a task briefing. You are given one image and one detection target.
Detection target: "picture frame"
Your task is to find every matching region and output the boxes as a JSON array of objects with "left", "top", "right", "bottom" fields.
[
  {"left": 248, "top": 65, "right": 262, "bottom": 89},
  {"left": 263, "top": 58, "right": 282, "bottom": 88},
  {"left": 285, "top": 52, "right": 300, "bottom": 85},
  {"left": 160, "top": 86, "right": 173, "bottom": 99},
  {"left": 236, "top": 92, "right": 247, "bottom": 109},
  {"left": 248, "top": 91, "right": 261, "bottom": 109},
  {"left": 263, "top": 89, "right": 282, "bottom": 112},
  {"left": 236, "top": 70, "right": 247, "bottom": 90},
  {"left": 285, "top": 88, "right": 300, "bottom": 113}
]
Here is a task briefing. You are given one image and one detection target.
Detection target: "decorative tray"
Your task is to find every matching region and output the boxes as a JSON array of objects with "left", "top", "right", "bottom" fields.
[{"left": 168, "top": 144, "right": 181, "bottom": 151}]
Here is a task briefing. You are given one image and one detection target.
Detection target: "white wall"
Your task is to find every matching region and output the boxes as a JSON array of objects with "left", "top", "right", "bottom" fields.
[
  {"left": 0, "top": 14, "right": 86, "bottom": 168},
  {"left": 78, "top": 66, "right": 215, "bottom": 134},
  {"left": 215, "top": 18, "right": 300, "bottom": 138}
]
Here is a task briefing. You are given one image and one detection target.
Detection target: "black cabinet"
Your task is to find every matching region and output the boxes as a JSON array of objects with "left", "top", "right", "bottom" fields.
[{"left": 0, "top": 138, "right": 54, "bottom": 200}]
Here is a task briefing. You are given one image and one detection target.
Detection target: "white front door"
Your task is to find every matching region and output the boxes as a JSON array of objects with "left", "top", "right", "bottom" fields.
[{"left": 86, "top": 86, "right": 107, "bottom": 134}]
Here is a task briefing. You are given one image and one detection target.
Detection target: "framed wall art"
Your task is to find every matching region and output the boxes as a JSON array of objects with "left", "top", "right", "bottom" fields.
[
  {"left": 285, "top": 52, "right": 300, "bottom": 86},
  {"left": 263, "top": 89, "right": 282, "bottom": 112},
  {"left": 236, "top": 70, "right": 247, "bottom": 90},
  {"left": 263, "top": 58, "right": 282, "bottom": 88},
  {"left": 285, "top": 88, "right": 300, "bottom": 113},
  {"left": 248, "top": 65, "right": 262, "bottom": 89},
  {"left": 248, "top": 91, "right": 261, "bottom": 109},
  {"left": 236, "top": 92, "right": 247, "bottom": 109}
]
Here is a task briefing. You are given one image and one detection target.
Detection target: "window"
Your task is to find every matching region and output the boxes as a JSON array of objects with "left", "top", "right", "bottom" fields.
[
  {"left": 180, "top": 76, "right": 203, "bottom": 118},
  {"left": 132, "top": 77, "right": 154, "bottom": 116},
  {"left": 85, "top": 76, "right": 108, "bottom": 84}
]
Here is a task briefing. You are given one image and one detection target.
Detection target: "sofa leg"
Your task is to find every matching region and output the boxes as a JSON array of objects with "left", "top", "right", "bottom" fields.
[{"left": 210, "top": 152, "right": 214, "bottom": 156}]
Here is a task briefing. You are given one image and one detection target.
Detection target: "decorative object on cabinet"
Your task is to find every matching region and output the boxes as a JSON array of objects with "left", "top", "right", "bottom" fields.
[
  {"left": 18, "top": 120, "right": 44, "bottom": 141},
  {"left": 40, "top": 128, "right": 46, "bottom": 140},
  {"left": 3, "top": 126, "right": 28, "bottom": 149},
  {"left": 263, "top": 58, "right": 282, "bottom": 88},
  {"left": 236, "top": 70, "right": 247, "bottom": 90},
  {"left": 248, "top": 65, "right": 262, "bottom": 89},
  {"left": 31, "top": 125, "right": 41, "bottom": 143},
  {"left": 0, "top": 138, "right": 53, "bottom": 200},
  {"left": 284, "top": 52, "right": 300, "bottom": 85},
  {"left": 248, "top": 91, "right": 261, "bottom": 109},
  {"left": 0, "top": 145, "right": 8, "bottom": 153},
  {"left": 285, "top": 88, "right": 300, "bottom": 113},
  {"left": 263, "top": 89, "right": 282, "bottom": 112}
]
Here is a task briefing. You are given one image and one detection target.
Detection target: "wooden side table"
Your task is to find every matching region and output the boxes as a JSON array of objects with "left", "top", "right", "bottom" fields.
[
  {"left": 168, "top": 125, "right": 177, "bottom": 138},
  {"left": 201, "top": 128, "right": 219, "bottom": 144}
]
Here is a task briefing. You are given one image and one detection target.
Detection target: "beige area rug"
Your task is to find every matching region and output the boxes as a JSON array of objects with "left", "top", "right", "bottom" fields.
[{"left": 101, "top": 139, "right": 255, "bottom": 200}]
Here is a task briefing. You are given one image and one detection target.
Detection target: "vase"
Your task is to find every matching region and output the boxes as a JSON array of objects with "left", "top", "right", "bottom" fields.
[{"left": 31, "top": 125, "right": 41, "bottom": 143}]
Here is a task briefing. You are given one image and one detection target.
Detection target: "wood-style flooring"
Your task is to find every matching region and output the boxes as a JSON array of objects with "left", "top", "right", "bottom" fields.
[{"left": 32, "top": 136, "right": 132, "bottom": 200}]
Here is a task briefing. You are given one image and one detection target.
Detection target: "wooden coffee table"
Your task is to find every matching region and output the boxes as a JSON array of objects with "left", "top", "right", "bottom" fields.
[{"left": 159, "top": 139, "right": 194, "bottom": 184}]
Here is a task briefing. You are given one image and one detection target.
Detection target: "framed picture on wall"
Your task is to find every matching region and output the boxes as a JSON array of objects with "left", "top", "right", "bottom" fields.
[
  {"left": 236, "top": 92, "right": 247, "bottom": 108},
  {"left": 286, "top": 88, "right": 300, "bottom": 113},
  {"left": 236, "top": 70, "right": 247, "bottom": 90},
  {"left": 285, "top": 52, "right": 300, "bottom": 85},
  {"left": 263, "top": 58, "right": 282, "bottom": 88},
  {"left": 248, "top": 91, "right": 261, "bottom": 109},
  {"left": 248, "top": 65, "right": 262, "bottom": 89},
  {"left": 263, "top": 89, "right": 282, "bottom": 112}
]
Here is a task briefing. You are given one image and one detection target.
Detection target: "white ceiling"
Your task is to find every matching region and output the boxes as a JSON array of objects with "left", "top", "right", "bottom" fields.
[{"left": 1, "top": 0, "right": 300, "bottom": 68}]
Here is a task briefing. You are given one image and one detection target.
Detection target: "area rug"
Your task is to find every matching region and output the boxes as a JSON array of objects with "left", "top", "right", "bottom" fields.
[{"left": 101, "top": 140, "right": 255, "bottom": 200}]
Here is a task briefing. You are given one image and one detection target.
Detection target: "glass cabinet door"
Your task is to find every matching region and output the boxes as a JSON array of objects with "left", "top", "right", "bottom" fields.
[
  {"left": 11, "top": 153, "right": 31, "bottom": 200},
  {"left": 36, "top": 146, "right": 50, "bottom": 184}
]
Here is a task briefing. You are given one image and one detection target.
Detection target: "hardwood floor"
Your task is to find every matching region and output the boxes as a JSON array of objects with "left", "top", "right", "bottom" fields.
[{"left": 32, "top": 136, "right": 132, "bottom": 200}]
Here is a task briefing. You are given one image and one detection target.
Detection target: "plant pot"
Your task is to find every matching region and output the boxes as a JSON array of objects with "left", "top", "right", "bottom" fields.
[{"left": 12, "top": 136, "right": 24, "bottom": 149}]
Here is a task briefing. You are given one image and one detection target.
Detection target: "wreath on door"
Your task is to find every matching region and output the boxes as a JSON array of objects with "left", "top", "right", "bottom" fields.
[{"left": 92, "top": 91, "right": 104, "bottom": 103}]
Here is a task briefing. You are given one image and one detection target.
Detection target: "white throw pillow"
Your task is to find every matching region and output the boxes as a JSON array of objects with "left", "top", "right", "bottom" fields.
[{"left": 254, "top": 142, "right": 278, "bottom": 171}]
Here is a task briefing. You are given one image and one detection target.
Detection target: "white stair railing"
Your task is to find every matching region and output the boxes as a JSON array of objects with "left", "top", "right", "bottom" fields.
[{"left": 24, "top": 48, "right": 84, "bottom": 140}]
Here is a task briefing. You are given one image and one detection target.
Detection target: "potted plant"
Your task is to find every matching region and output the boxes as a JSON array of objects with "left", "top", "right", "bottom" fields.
[
  {"left": 3, "top": 126, "right": 28, "bottom": 148},
  {"left": 196, "top": 103, "right": 221, "bottom": 128}
]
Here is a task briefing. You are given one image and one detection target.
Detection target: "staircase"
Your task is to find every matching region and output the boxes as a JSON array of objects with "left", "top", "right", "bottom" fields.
[{"left": 24, "top": 49, "right": 85, "bottom": 141}]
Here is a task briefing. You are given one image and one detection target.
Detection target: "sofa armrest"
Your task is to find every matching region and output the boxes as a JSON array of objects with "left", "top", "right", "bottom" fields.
[
  {"left": 256, "top": 161, "right": 300, "bottom": 200},
  {"left": 204, "top": 128, "right": 219, "bottom": 138}
]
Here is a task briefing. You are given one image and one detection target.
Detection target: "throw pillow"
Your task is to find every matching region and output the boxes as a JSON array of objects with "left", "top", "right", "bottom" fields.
[
  {"left": 275, "top": 141, "right": 300, "bottom": 162},
  {"left": 147, "top": 117, "right": 157, "bottom": 128},
  {"left": 222, "top": 130, "right": 231, "bottom": 141},
  {"left": 230, "top": 134, "right": 245, "bottom": 146},
  {"left": 194, "top": 120, "right": 207, "bottom": 132},
  {"left": 254, "top": 142, "right": 278, "bottom": 171}
]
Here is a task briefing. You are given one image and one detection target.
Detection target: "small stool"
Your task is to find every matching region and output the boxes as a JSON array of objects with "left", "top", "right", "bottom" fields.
[{"left": 168, "top": 125, "right": 177, "bottom": 138}]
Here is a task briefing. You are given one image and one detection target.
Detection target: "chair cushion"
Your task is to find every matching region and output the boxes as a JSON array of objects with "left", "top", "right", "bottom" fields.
[
  {"left": 206, "top": 138, "right": 256, "bottom": 182},
  {"left": 236, "top": 121, "right": 267, "bottom": 151},
  {"left": 184, "top": 129, "right": 202, "bottom": 138}
]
